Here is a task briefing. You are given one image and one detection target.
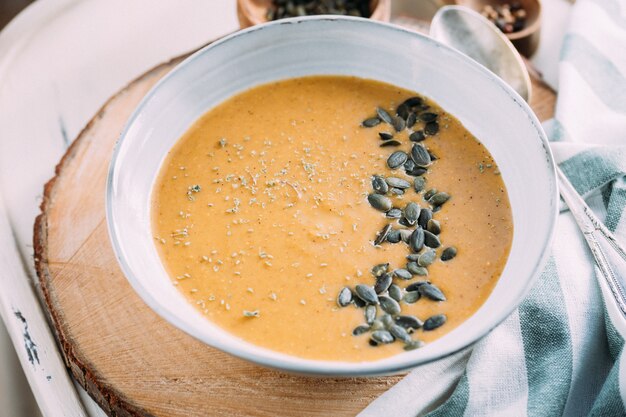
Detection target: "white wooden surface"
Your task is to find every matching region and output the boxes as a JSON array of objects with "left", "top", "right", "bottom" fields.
[{"left": 0, "top": 0, "right": 566, "bottom": 415}]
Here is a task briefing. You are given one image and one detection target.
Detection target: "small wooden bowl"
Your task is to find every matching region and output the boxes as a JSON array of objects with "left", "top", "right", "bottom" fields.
[
  {"left": 237, "top": 0, "right": 391, "bottom": 29},
  {"left": 455, "top": 0, "right": 541, "bottom": 57}
]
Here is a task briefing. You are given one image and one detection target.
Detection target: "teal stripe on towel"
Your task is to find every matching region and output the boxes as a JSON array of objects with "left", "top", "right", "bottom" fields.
[
  {"left": 519, "top": 257, "right": 573, "bottom": 417},
  {"left": 560, "top": 147, "right": 626, "bottom": 197},
  {"left": 588, "top": 354, "right": 626, "bottom": 417}
]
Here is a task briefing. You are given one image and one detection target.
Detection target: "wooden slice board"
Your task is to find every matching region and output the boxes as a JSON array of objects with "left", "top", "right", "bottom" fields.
[{"left": 33, "top": 43, "right": 555, "bottom": 417}]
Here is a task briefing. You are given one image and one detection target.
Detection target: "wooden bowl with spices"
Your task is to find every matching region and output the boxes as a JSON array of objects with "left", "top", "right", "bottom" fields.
[
  {"left": 237, "top": 0, "right": 391, "bottom": 28},
  {"left": 455, "top": 0, "right": 541, "bottom": 57}
]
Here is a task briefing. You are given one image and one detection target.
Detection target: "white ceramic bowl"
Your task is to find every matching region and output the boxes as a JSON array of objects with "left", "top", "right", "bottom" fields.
[{"left": 107, "top": 16, "right": 557, "bottom": 376}]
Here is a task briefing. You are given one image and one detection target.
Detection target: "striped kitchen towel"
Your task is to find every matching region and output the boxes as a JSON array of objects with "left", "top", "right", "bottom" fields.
[{"left": 360, "top": 0, "right": 626, "bottom": 416}]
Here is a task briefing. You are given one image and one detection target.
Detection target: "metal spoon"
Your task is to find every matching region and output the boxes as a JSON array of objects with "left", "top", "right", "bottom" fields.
[{"left": 430, "top": 6, "right": 626, "bottom": 318}]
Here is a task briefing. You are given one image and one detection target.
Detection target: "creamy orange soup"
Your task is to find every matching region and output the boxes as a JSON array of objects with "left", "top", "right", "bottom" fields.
[{"left": 151, "top": 76, "right": 512, "bottom": 361}]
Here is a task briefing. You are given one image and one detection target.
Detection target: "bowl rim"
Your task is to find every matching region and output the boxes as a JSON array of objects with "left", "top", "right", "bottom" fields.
[{"left": 106, "top": 15, "right": 558, "bottom": 376}]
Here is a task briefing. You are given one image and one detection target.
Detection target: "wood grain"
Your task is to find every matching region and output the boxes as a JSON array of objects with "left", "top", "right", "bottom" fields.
[{"left": 33, "top": 49, "right": 556, "bottom": 417}]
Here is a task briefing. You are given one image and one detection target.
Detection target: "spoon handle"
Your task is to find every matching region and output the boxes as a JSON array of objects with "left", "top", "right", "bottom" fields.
[{"left": 557, "top": 167, "right": 626, "bottom": 317}]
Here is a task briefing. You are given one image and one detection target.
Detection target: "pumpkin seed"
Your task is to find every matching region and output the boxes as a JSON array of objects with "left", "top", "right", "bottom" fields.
[
  {"left": 411, "top": 143, "right": 432, "bottom": 167},
  {"left": 374, "top": 224, "right": 392, "bottom": 246},
  {"left": 395, "top": 315, "right": 424, "bottom": 331},
  {"left": 393, "top": 268, "right": 413, "bottom": 280},
  {"left": 337, "top": 287, "right": 352, "bottom": 307},
  {"left": 403, "top": 158, "right": 416, "bottom": 172},
  {"left": 423, "top": 314, "right": 447, "bottom": 330},
  {"left": 386, "top": 229, "right": 401, "bottom": 243},
  {"left": 403, "top": 290, "right": 420, "bottom": 304},
  {"left": 427, "top": 219, "right": 441, "bottom": 235},
  {"left": 398, "top": 216, "right": 413, "bottom": 228},
  {"left": 372, "top": 175, "right": 388, "bottom": 194},
  {"left": 380, "top": 140, "right": 402, "bottom": 148},
  {"left": 403, "top": 202, "right": 420, "bottom": 225},
  {"left": 392, "top": 117, "right": 405, "bottom": 132},
  {"left": 388, "top": 284, "right": 403, "bottom": 302},
  {"left": 406, "top": 281, "right": 430, "bottom": 292},
  {"left": 374, "top": 273, "right": 393, "bottom": 294},
  {"left": 368, "top": 194, "right": 392, "bottom": 211},
  {"left": 396, "top": 103, "right": 409, "bottom": 120},
  {"left": 390, "top": 187, "right": 405, "bottom": 196},
  {"left": 403, "top": 97, "right": 423, "bottom": 108},
  {"left": 406, "top": 166, "right": 428, "bottom": 177},
  {"left": 376, "top": 107, "right": 394, "bottom": 124},
  {"left": 424, "top": 230, "right": 441, "bottom": 248},
  {"left": 428, "top": 150, "right": 438, "bottom": 161},
  {"left": 352, "top": 324, "right": 370, "bottom": 336},
  {"left": 399, "top": 229, "right": 413, "bottom": 243},
  {"left": 389, "top": 324, "right": 411, "bottom": 343},
  {"left": 441, "top": 246, "right": 458, "bottom": 261},
  {"left": 404, "top": 340, "right": 425, "bottom": 351},
  {"left": 407, "top": 262, "right": 429, "bottom": 276},
  {"left": 406, "top": 112, "right": 417, "bottom": 128},
  {"left": 387, "top": 151, "right": 408, "bottom": 169},
  {"left": 371, "top": 263, "right": 389, "bottom": 277},
  {"left": 423, "top": 188, "right": 438, "bottom": 200},
  {"left": 379, "top": 132, "right": 394, "bottom": 140},
  {"left": 419, "top": 112, "right": 438, "bottom": 122},
  {"left": 365, "top": 305, "right": 377, "bottom": 324},
  {"left": 371, "top": 330, "right": 394, "bottom": 344},
  {"left": 386, "top": 208, "right": 402, "bottom": 219},
  {"left": 407, "top": 253, "right": 420, "bottom": 261},
  {"left": 362, "top": 117, "right": 381, "bottom": 127},
  {"left": 429, "top": 192, "right": 450, "bottom": 207},
  {"left": 418, "top": 208, "right": 433, "bottom": 229},
  {"left": 381, "top": 314, "right": 394, "bottom": 328},
  {"left": 418, "top": 248, "right": 437, "bottom": 267},
  {"left": 424, "top": 121, "right": 439, "bottom": 135},
  {"left": 409, "top": 228, "right": 425, "bottom": 253},
  {"left": 370, "top": 319, "right": 385, "bottom": 331},
  {"left": 414, "top": 177, "right": 426, "bottom": 192},
  {"left": 419, "top": 283, "right": 446, "bottom": 301},
  {"left": 386, "top": 177, "right": 411, "bottom": 189},
  {"left": 353, "top": 294, "right": 366, "bottom": 308},
  {"left": 355, "top": 284, "right": 379, "bottom": 305},
  {"left": 409, "top": 130, "right": 426, "bottom": 142},
  {"left": 379, "top": 295, "right": 401, "bottom": 315}
]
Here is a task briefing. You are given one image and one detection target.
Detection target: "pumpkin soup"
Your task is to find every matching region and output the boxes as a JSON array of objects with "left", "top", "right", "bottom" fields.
[{"left": 151, "top": 76, "right": 512, "bottom": 361}]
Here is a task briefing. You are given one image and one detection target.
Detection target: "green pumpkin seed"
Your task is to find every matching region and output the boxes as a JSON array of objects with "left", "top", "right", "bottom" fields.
[
  {"left": 418, "top": 208, "right": 433, "bottom": 229},
  {"left": 387, "top": 151, "right": 408, "bottom": 169},
  {"left": 424, "top": 121, "right": 439, "bottom": 135},
  {"left": 419, "top": 112, "right": 438, "bottom": 122},
  {"left": 372, "top": 175, "right": 389, "bottom": 194},
  {"left": 379, "top": 132, "right": 394, "bottom": 140},
  {"left": 424, "top": 230, "right": 441, "bottom": 248},
  {"left": 376, "top": 107, "right": 394, "bottom": 124},
  {"left": 407, "top": 262, "right": 429, "bottom": 276},
  {"left": 355, "top": 284, "right": 379, "bottom": 305},
  {"left": 395, "top": 315, "right": 424, "bottom": 331},
  {"left": 409, "top": 228, "right": 425, "bottom": 253},
  {"left": 365, "top": 305, "right": 377, "bottom": 324},
  {"left": 370, "top": 319, "right": 385, "bottom": 331},
  {"left": 368, "top": 194, "right": 392, "bottom": 212},
  {"left": 406, "top": 281, "right": 430, "bottom": 292},
  {"left": 380, "top": 140, "right": 402, "bottom": 148},
  {"left": 394, "top": 268, "right": 413, "bottom": 280},
  {"left": 406, "top": 166, "right": 428, "bottom": 177},
  {"left": 411, "top": 143, "right": 432, "bottom": 167},
  {"left": 396, "top": 103, "right": 409, "bottom": 120},
  {"left": 404, "top": 340, "right": 425, "bottom": 351},
  {"left": 414, "top": 177, "right": 426, "bottom": 192},
  {"left": 406, "top": 112, "right": 417, "bottom": 128},
  {"left": 337, "top": 287, "right": 352, "bottom": 307},
  {"left": 403, "top": 97, "right": 423, "bottom": 108},
  {"left": 374, "top": 224, "right": 392, "bottom": 246},
  {"left": 407, "top": 253, "right": 420, "bottom": 262},
  {"left": 392, "top": 117, "right": 405, "bottom": 132},
  {"left": 386, "top": 229, "right": 401, "bottom": 243},
  {"left": 389, "top": 324, "right": 411, "bottom": 343},
  {"left": 403, "top": 290, "right": 420, "bottom": 304},
  {"left": 429, "top": 192, "right": 450, "bottom": 207},
  {"left": 419, "top": 283, "right": 446, "bottom": 301},
  {"left": 353, "top": 293, "right": 366, "bottom": 308},
  {"left": 423, "top": 314, "right": 447, "bottom": 330},
  {"left": 379, "top": 296, "right": 401, "bottom": 315},
  {"left": 381, "top": 314, "right": 394, "bottom": 328},
  {"left": 399, "top": 229, "right": 413, "bottom": 244},
  {"left": 385, "top": 177, "right": 411, "bottom": 189},
  {"left": 362, "top": 117, "right": 381, "bottom": 127},
  {"left": 423, "top": 188, "right": 438, "bottom": 200},
  {"left": 418, "top": 248, "right": 437, "bottom": 267},
  {"left": 386, "top": 208, "right": 402, "bottom": 219},
  {"left": 371, "top": 263, "right": 389, "bottom": 277},
  {"left": 352, "top": 324, "right": 370, "bottom": 336},
  {"left": 388, "top": 284, "right": 403, "bottom": 302},
  {"left": 371, "top": 330, "right": 394, "bottom": 344},
  {"left": 427, "top": 219, "right": 441, "bottom": 235},
  {"left": 409, "top": 130, "right": 426, "bottom": 142},
  {"left": 374, "top": 273, "right": 393, "bottom": 294},
  {"left": 441, "top": 246, "right": 458, "bottom": 261},
  {"left": 403, "top": 202, "right": 420, "bottom": 225}
]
